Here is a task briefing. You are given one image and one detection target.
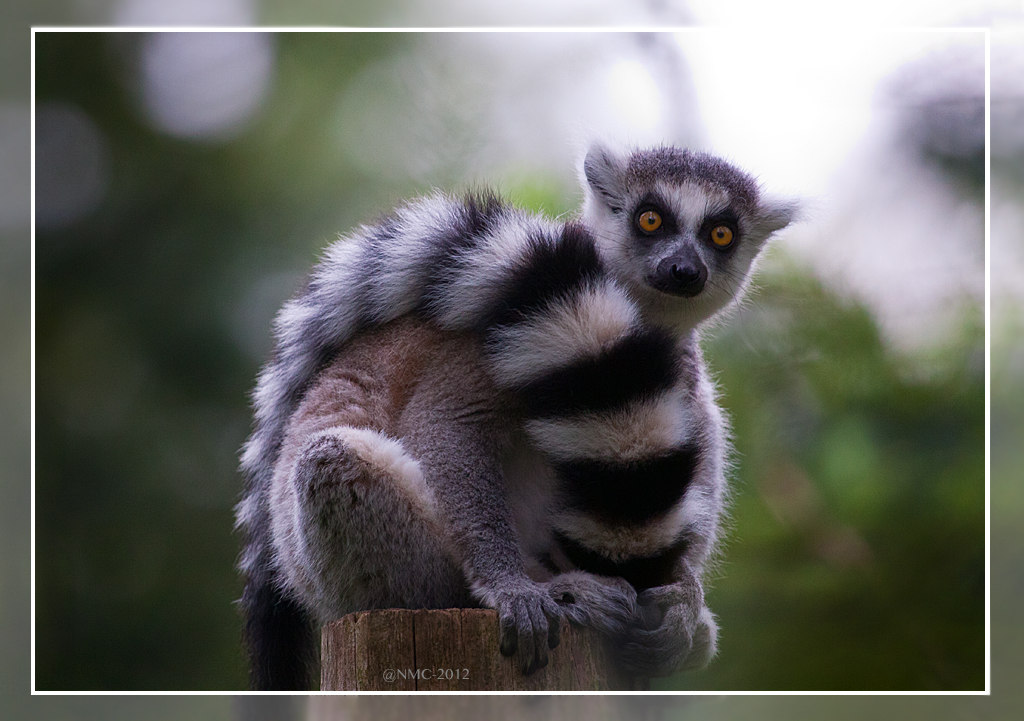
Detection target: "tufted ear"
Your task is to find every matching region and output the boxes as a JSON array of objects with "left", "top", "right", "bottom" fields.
[
  {"left": 755, "top": 196, "right": 801, "bottom": 236},
  {"left": 582, "top": 142, "right": 628, "bottom": 213}
]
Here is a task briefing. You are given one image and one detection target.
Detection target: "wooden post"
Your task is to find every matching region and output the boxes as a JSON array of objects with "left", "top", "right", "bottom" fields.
[
  {"left": 320, "top": 608, "right": 648, "bottom": 691},
  {"left": 308, "top": 697, "right": 687, "bottom": 721}
]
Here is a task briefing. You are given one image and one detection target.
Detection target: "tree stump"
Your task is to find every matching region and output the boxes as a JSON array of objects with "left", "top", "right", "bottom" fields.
[{"left": 320, "top": 608, "right": 648, "bottom": 691}]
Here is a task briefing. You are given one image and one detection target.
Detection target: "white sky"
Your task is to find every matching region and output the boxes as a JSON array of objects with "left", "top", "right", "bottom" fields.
[
  {"left": 674, "top": 30, "right": 985, "bottom": 196},
  {"left": 686, "top": 0, "right": 1021, "bottom": 27}
]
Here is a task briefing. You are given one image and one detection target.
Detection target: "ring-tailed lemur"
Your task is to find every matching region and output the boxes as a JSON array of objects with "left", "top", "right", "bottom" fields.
[{"left": 236, "top": 142, "right": 797, "bottom": 689}]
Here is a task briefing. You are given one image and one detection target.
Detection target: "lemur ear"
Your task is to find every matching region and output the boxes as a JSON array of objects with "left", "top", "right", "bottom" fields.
[
  {"left": 755, "top": 196, "right": 801, "bottom": 236},
  {"left": 583, "top": 142, "right": 627, "bottom": 212}
]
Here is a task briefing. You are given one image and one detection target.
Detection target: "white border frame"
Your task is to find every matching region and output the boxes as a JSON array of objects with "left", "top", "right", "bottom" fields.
[{"left": 29, "top": 25, "right": 991, "bottom": 696}]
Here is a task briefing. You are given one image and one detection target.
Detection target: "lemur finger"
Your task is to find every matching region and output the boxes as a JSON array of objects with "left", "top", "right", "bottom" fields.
[
  {"left": 527, "top": 599, "right": 550, "bottom": 672},
  {"left": 515, "top": 600, "right": 539, "bottom": 675},
  {"left": 637, "top": 579, "right": 701, "bottom": 611},
  {"left": 636, "top": 586, "right": 682, "bottom": 608},
  {"left": 499, "top": 610, "right": 517, "bottom": 657},
  {"left": 681, "top": 614, "right": 715, "bottom": 671}
]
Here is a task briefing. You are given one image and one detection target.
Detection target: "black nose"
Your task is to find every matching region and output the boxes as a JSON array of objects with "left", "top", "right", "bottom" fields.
[
  {"left": 651, "top": 255, "right": 707, "bottom": 297},
  {"left": 669, "top": 262, "right": 700, "bottom": 285}
]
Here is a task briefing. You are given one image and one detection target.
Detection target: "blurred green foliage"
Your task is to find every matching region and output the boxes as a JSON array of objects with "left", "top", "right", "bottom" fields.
[
  {"left": 35, "top": 31, "right": 420, "bottom": 691},
  {"left": 34, "top": 31, "right": 984, "bottom": 691},
  {"left": 666, "top": 269, "right": 984, "bottom": 690}
]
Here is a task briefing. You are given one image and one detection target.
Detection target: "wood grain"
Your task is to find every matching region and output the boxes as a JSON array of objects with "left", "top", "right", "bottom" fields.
[{"left": 320, "top": 608, "right": 648, "bottom": 691}]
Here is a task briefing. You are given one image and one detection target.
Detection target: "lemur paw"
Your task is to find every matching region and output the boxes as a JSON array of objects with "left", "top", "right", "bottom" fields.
[
  {"left": 615, "top": 579, "right": 718, "bottom": 677},
  {"left": 547, "top": 571, "right": 639, "bottom": 635},
  {"left": 486, "top": 580, "right": 562, "bottom": 675}
]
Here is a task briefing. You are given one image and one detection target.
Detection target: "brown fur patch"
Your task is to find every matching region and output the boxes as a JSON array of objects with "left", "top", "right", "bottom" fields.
[{"left": 276, "top": 317, "right": 504, "bottom": 484}]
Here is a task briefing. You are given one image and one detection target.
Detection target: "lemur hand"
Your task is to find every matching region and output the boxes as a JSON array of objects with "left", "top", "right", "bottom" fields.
[
  {"left": 487, "top": 578, "right": 562, "bottom": 675},
  {"left": 547, "top": 571, "right": 639, "bottom": 635},
  {"left": 616, "top": 571, "right": 718, "bottom": 677}
]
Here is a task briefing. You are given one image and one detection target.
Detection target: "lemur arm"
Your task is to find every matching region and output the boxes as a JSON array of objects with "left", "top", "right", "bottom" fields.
[{"left": 397, "top": 343, "right": 562, "bottom": 675}]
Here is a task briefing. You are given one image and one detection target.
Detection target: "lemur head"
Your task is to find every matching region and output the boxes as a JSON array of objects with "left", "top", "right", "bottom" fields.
[{"left": 581, "top": 142, "right": 797, "bottom": 330}]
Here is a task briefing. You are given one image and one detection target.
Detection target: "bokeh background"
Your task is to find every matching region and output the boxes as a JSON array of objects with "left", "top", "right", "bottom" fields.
[{"left": 3, "top": 0, "right": 1023, "bottom": 718}]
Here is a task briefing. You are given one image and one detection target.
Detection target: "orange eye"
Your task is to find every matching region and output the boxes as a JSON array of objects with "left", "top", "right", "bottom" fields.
[
  {"left": 710, "top": 225, "right": 734, "bottom": 247},
  {"left": 637, "top": 210, "right": 662, "bottom": 233}
]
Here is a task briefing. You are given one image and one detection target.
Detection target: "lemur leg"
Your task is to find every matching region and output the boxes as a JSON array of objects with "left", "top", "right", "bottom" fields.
[
  {"left": 269, "top": 319, "right": 478, "bottom": 624},
  {"left": 285, "top": 425, "right": 474, "bottom": 621},
  {"left": 271, "top": 318, "right": 559, "bottom": 674}
]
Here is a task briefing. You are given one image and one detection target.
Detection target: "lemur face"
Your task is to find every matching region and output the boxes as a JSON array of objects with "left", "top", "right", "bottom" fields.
[{"left": 581, "top": 144, "right": 796, "bottom": 329}]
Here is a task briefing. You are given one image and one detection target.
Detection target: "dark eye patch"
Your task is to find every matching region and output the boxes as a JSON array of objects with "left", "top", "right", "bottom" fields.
[
  {"left": 699, "top": 208, "right": 741, "bottom": 251},
  {"left": 630, "top": 192, "right": 678, "bottom": 239}
]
